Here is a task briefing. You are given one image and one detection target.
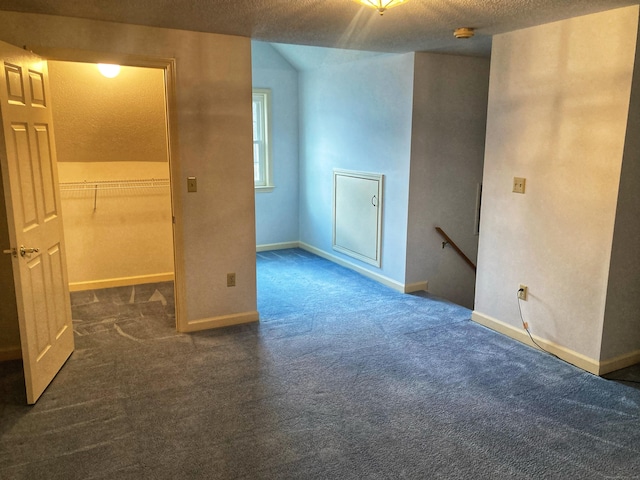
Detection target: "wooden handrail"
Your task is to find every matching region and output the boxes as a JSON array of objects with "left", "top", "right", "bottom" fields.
[{"left": 435, "top": 227, "right": 477, "bottom": 272}]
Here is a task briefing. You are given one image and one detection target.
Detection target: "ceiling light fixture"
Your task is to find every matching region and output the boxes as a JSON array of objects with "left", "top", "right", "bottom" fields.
[
  {"left": 356, "top": 0, "right": 409, "bottom": 15},
  {"left": 453, "top": 27, "right": 475, "bottom": 39},
  {"left": 97, "top": 63, "right": 121, "bottom": 78}
]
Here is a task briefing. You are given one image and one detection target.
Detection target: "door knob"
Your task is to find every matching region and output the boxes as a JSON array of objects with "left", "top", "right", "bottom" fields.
[{"left": 20, "top": 246, "right": 39, "bottom": 257}]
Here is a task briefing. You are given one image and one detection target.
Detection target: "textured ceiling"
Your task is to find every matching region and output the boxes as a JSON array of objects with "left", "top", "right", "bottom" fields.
[{"left": 0, "top": 0, "right": 638, "bottom": 56}]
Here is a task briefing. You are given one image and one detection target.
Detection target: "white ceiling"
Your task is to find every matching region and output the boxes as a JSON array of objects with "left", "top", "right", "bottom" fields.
[{"left": 0, "top": 0, "right": 638, "bottom": 57}]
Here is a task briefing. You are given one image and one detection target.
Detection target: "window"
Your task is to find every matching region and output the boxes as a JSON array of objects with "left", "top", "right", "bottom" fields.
[{"left": 252, "top": 89, "right": 273, "bottom": 190}]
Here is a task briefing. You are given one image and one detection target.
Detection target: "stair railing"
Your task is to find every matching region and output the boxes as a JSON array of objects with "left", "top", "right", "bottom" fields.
[{"left": 435, "top": 227, "right": 477, "bottom": 272}]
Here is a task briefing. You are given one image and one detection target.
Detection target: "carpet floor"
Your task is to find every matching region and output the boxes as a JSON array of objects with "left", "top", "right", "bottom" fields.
[{"left": 1, "top": 248, "right": 639, "bottom": 479}]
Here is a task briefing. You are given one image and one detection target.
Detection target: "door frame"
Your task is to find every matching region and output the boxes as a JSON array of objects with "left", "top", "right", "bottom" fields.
[{"left": 28, "top": 46, "right": 186, "bottom": 330}]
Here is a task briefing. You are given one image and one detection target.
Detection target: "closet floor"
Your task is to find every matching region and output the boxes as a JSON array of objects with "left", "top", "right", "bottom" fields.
[{"left": 70, "top": 281, "right": 176, "bottom": 342}]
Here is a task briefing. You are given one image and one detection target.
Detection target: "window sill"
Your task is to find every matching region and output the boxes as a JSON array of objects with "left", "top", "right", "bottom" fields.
[{"left": 255, "top": 185, "right": 275, "bottom": 193}]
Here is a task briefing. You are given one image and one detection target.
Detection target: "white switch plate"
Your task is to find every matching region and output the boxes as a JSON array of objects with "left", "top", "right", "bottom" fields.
[
  {"left": 187, "top": 176, "right": 197, "bottom": 193},
  {"left": 513, "top": 177, "right": 526, "bottom": 194}
]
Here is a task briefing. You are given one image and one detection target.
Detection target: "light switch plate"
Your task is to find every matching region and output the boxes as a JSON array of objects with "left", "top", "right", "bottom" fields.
[
  {"left": 187, "top": 176, "right": 197, "bottom": 193},
  {"left": 513, "top": 177, "right": 526, "bottom": 194}
]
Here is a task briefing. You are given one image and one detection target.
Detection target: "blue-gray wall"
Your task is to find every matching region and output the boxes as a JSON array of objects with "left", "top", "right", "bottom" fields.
[
  {"left": 406, "top": 53, "right": 490, "bottom": 308},
  {"left": 252, "top": 41, "right": 299, "bottom": 247}
]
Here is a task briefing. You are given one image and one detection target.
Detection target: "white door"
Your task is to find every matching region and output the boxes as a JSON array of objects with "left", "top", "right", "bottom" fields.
[
  {"left": 333, "top": 170, "right": 383, "bottom": 267},
  {"left": 0, "top": 41, "right": 74, "bottom": 404}
]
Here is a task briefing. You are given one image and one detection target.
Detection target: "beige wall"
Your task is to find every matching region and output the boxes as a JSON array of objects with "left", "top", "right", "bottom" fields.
[
  {"left": 57, "top": 162, "right": 174, "bottom": 288},
  {"left": 474, "top": 6, "right": 639, "bottom": 369},
  {"left": 0, "top": 11, "right": 257, "bottom": 330}
]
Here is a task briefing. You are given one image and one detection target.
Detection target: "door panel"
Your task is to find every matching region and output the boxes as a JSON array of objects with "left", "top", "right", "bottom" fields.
[
  {"left": 335, "top": 175, "right": 378, "bottom": 258},
  {"left": 12, "top": 123, "right": 39, "bottom": 228},
  {"left": 5, "top": 63, "right": 25, "bottom": 104},
  {"left": 35, "top": 125, "right": 57, "bottom": 218},
  {"left": 333, "top": 169, "right": 384, "bottom": 267},
  {"left": 28, "top": 70, "right": 46, "bottom": 107},
  {"left": 48, "top": 244, "right": 68, "bottom": 334},
  {"left": 26, "top": 256, "right": 49, "bottom": 355},
  {"left": 0, "top": 41, "right": 74, "bottom": 404}
]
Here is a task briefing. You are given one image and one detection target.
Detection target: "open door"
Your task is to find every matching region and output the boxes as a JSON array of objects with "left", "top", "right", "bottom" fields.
[{"left": 0, "top": 41, "right": 74, "bottom": 404}]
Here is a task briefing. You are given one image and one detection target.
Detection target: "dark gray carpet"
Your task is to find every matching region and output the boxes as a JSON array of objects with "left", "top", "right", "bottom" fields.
[{"left": 1, "top": 248, "right": 639, "bottom": 479}]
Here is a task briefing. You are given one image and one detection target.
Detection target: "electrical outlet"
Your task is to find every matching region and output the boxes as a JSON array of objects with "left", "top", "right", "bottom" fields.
[
  {"left": 227, "top": 273, "right": 236, "bottom": 287},
  {"left": 518, "top": 284, "right": 528, "bottom": 301}
]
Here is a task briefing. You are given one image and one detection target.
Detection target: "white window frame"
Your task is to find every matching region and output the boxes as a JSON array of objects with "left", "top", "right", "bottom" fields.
[{"left": 252, "top": 89, "right": 273, "bottom": 191}]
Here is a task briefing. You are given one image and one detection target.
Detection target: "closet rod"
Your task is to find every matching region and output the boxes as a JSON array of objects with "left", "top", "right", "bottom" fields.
[{"left": 59, "top": 178, "right": 170, "bottom": 191}]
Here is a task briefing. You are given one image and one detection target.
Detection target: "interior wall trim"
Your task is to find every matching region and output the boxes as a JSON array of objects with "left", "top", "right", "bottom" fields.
[
  {"left": 0, "top": 346, "right": 22, "bottom": 362},
  {"left": 179, "top": 311, "right": 259, "bottom": 333},
  {"left": 404, "top": 281, "right": 428, "bottom": 294},
  {"left": 471, "top": 311, "right": 602, "bottom": 375},
  {"left": 599, "top": 350, "right": 640, "bottom": 375},
  {"left": 69, "top": 273, "right": 175, "bottom": 292},
  {"left": 29, "top": 46, "right": 185, "bottom": 333},
  {"left": 299, "top": 242, "right": 405, "bottom": 293},
  {"left": 258, "top": 242, "right": 426, "bottom": 295},
  {"left": 256, "top": 242, "right": 300, "bottom": 252}
]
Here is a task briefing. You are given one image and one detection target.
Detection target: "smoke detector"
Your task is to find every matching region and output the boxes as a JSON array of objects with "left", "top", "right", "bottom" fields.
[{"left": 454, "top": 27, "right": 475, "bottom": 39}]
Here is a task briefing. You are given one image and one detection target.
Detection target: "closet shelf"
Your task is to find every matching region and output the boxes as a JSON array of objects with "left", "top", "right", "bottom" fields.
[{"left": 59, "top": 178, "right": 170, "bottom": 191}]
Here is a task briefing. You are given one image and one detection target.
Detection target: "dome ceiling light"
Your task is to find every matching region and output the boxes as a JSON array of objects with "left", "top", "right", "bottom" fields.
[
  {"left": 97, "top": 63, "right": 121, "bottom": 78},
  {"left": 356, "top": 0, "right": 409, "bottom": 15},
  {"left": 453, "top": 27, "right": 475, "bottom": 39}
]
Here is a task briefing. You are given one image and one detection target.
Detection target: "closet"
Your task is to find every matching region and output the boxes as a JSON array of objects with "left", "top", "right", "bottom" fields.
[{"left": 49, "top": 61, "right": 174, "bottom": 292}]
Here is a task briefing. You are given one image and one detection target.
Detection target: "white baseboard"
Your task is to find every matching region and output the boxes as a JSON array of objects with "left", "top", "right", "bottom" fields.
[
  {"left": 69, "top": 272, "right": 175, "bottom": 292},
  {"left": 404, "top": 281, "right": 428, "bottom": 294},
  {"left": 178, "top": 310, "right": 259, "bottom": 333},
  {"left": 256, "top": 242, "right": 300, "bottom": 252},
  {"left": 599, "top": 350, "right": 640, "bottom": 375},
  {"left": 0, "top": 346, "right": 21, "bottom": 362},
  {"left": 258, "top": 241, "right": 427, "bottom": 295},
  {"left": 299, "top": 242, "right": 406, "bottom": 293},
  {"left": 471, "top": 310, "right": 602, "bottom": 375}
]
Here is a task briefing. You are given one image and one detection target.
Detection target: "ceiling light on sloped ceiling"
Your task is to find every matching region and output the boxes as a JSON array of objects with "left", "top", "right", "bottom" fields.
[
  {"left": 453, "top": 27, "right": 475, "bottom": 39},
  {"left": 97, "top": 63, "right": 121, "bottom": 78},
  {"left": 356, "top": 0, "right": 409, "bottom": 15}
]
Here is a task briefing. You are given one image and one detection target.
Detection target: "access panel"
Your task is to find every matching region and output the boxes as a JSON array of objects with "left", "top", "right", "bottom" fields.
[{"left": 333, "top": 169, "right": 383, "bottom": 267}]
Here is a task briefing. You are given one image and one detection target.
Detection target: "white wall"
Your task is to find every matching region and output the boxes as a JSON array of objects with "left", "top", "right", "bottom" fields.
[
  {"left": 474, "top": 6, "right": 639, "bottom": 366},
  {"left": 298, "top": 52, "right": 415, "bottom": 285},
  {"left": 251, "top": 41, "right": 300, "bottom": 247},
  {"left": 406, "top": 53, "right": 490, "bottom": 308},
  {"left": 0, "top": 11, "right": 257, "bottom": 330}
]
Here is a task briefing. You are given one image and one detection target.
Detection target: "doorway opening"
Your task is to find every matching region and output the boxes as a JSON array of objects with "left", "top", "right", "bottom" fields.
[
  {"left": 48, "top": 60, "right": 177, "bottom": 330},
  {"left": 0, "top": 43, "right": 185, "bottom": 403}
]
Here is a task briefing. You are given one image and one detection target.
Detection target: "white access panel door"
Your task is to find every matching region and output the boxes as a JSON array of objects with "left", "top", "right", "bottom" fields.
[{"left": 333, "top": 169, "right": 383, "bottom": 267}]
